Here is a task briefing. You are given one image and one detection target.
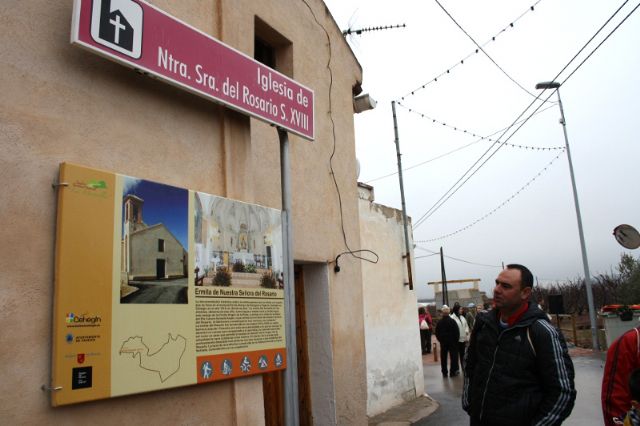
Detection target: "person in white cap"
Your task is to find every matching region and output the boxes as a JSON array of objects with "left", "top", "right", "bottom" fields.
[
  {"left": 435, "top": 305, "right": 460, "bottom": 377},
  {"left": 466, "top": 303, "right": 476, "bottom": 329}
]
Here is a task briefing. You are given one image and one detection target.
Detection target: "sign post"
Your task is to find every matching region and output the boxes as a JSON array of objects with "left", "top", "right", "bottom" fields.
[{"left": 279, "top": 128, "right": 299, "bottom": 425}]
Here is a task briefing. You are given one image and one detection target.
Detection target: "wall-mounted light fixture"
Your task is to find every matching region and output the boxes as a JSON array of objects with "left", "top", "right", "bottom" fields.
[{"left": 353, "top": 93, "right": 377, "bottom": 113}]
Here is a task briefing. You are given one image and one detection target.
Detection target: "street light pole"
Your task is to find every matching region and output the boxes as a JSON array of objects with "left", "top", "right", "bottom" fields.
[{"left": 536, "top": 81, "right": 599, "bottom": 351}]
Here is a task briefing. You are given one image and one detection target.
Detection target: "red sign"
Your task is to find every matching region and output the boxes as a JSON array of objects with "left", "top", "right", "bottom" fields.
[{"left": 71, "top": 0, "right": 314, "bottom": 140}]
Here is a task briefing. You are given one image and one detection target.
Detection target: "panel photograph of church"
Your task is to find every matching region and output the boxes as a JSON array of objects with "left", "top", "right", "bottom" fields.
[
  {"left": 120, "top": 177, "right": 189, "bottom": 304},
  {"left": 194, "top": 192, "right": 283, "bottom": 289}
]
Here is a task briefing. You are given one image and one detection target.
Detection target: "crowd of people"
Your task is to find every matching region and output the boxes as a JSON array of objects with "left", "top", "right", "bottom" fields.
[{"left": 417, "top": 263, "right": 640, "bottom": 425}]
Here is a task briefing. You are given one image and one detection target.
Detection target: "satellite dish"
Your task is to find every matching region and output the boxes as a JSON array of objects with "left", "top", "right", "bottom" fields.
[
  {"left": 613, "top": 224, "right": 640, "bottom": 249},
  {"left": 356, "top": 158, "right": 361, "bottom": 180}
]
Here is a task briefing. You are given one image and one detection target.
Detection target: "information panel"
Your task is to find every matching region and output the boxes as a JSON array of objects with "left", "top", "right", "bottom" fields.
[
  {"left": 52, "top": 163, "right": 286, "bottom": 406},
  {"left": 70, "top": 0, "right": 315, "bottom": 140}
]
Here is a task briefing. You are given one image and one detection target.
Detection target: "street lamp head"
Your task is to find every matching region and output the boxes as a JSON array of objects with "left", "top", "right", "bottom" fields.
[{"left": 535, "top": 81, "right": 561, "bottom": 90}]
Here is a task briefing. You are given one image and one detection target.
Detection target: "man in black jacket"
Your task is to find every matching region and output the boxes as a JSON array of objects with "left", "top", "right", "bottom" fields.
[
  {"left": 435, "top": 305, "right": 460, "bottom": 377},
  {"left": 462, "top": 264, "right": 576, "bottom": 425}
]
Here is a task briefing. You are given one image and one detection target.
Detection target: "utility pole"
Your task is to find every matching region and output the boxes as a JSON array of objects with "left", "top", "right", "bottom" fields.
[
  {"left": 391, "top": 101, "right": 413, "bottom": 289},
  {"left": 440, "top": 247, "right": 448, "bottom": 306}
]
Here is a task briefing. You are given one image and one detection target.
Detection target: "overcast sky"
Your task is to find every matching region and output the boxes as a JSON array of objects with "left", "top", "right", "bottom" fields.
[{"left": 322, "top": 0, "right": 640, "bottom": 300}]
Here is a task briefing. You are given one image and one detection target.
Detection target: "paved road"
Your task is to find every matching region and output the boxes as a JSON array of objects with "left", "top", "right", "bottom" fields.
[
  {"left": 122, "top": 278, "right": 188, "bottom": 304},
  {"left": 416, "top": 346, "right": 605, "bottom": 425}
]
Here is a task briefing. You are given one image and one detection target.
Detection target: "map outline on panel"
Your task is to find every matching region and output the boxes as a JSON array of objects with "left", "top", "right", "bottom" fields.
[{"left": 119, "top": 333, "right": 187, "bottom": 382}]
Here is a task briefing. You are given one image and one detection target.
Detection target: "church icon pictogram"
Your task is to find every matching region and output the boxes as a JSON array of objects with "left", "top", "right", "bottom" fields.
[{"left": 91, "top": 0, "right": 143, "bottom": 59}]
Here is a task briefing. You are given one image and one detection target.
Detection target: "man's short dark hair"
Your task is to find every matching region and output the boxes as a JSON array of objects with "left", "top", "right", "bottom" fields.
[{"left": 506, "top": 264, "right": 534, "bottom": 289}]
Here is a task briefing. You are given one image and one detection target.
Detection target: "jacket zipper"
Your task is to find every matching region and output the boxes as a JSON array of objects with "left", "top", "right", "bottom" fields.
[{"left": 478, "top": 321, "right": 532, "bottom": 421}]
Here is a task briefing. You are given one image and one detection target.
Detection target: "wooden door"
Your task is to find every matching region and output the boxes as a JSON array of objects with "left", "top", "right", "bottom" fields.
[
  {"left": 263, "top": 369, "right": 284, "bottom": 426},
  {"left": 295, "top": 265, "right": 312, "bottom": 425},
  {"left": 263, "top": 265, "right": 312, "bottom": 425}
]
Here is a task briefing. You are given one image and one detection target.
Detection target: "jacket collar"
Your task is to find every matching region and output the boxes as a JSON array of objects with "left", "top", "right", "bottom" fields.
[{"left": 480, "top": 301, "right": 548, "bottom": 331}]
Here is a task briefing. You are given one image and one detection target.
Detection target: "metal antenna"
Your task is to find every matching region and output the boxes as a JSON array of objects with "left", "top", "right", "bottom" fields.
[{"left": 342, "top": 23, "right": 406, "bottom": 36}]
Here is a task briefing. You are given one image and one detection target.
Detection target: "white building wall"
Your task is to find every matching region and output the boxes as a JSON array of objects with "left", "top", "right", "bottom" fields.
[
  {"left": 303, "top": 264, "right": 338, "bottom": 425},
  {"left": 358, "top": 186, "right": 425, "bottom": 417}
]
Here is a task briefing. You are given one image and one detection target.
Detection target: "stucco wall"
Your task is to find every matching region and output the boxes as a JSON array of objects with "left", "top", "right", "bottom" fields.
[
  {"left": 358, "top": 190, "right": 425, "bottom": 417},
  {"left": 0, "top": 0, "right": 366, "bottom": 424},
  {"left": 303, "top": 264, "right": 338, "bottom": 425}
]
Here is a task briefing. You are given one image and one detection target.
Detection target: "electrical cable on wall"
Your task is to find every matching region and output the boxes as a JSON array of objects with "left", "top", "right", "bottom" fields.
[
  {"left": 333, "top": 250, "right": 380, "bottom": 272},
  {"left": 301, "top": 0, "right": 379, "bottom": 268},
  {"left": 401, "top": 0, "right": 543, "bottom": 100}
]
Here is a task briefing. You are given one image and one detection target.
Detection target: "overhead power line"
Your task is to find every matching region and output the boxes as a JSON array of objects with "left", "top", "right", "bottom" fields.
[
  {"left": 415, "top": 245, "right": 502, "bottom": 268},
  {"left": 415, "top": 149, "right": 565, "bottom": 242},
  {"left": 365, "top": 102, "right": 559, "bottom": 184},
  {"left": 558, "top": 1, "right": 640, "bottom": 85},
  {"left": 412, "top": 0, "right": 638, "bottom": 229},
  {"left": 401, "top": 0, "right": 543, "bottom": 100},
  {"left": 412, "top": 90, "right": 559, "bottom": 229},
  {"left": 415, "top": 253, "right": 440, "bottom": 259},
  {"left": 433, "top": 0, "right": 543, "bottom": 100},
  {"left": 397, "top": 102, "right": 563, "bottom": 151},
  {"left": 366, "top": 141, "right": 480, "bottom": 184}
]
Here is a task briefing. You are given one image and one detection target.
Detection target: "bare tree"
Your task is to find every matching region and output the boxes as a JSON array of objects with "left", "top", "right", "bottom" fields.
[{"left": 531, "top": 254, "right": 639, "bottom": 315}]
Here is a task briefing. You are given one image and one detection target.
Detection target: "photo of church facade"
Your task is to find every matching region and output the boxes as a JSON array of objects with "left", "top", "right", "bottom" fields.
[{"left": 120, "top": 178, "right": 188, "bottom": 303}]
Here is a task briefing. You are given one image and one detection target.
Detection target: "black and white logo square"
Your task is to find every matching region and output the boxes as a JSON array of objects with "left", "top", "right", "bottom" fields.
[{"left": 91, "top": 0, "right": 143, "bottom": 59}]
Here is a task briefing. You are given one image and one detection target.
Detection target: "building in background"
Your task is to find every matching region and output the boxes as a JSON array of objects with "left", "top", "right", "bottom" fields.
[
  {"left": 428, "top": 279, "right": 488, "bottom": 310},
  {"left": 358, "top": 183, "right": 424, "bottom": 417}
]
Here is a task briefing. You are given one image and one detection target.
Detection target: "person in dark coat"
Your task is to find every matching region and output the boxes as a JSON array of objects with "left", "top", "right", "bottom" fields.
[
  {"left": 462, "top": 264, "right": 576, "bottom": 425},
  {"left": 435, "top": 305, "right": 460, "bottom": 377}
]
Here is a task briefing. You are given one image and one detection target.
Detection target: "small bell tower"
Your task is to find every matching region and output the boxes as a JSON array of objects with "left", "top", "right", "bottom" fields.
[
  {"left": 124, "top": 194, "right": 144, "bottom": 234},
  {"left": 122, "top": 194, "right": 144, "bottom": 277}
]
